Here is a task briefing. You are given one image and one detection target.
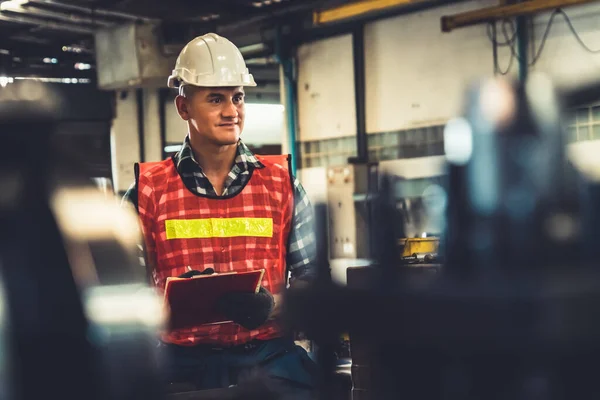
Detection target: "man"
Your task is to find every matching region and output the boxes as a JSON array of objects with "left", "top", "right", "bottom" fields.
[{"left": 122, "top": 33, "right": 318, "bottom": 397}]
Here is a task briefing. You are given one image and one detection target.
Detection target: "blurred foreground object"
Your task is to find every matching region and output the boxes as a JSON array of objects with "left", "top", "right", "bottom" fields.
[
  {"left": 284, "top": 73, "right": 600, "bottom": 400},
  {"left": 444, "top": 74, "right": 581, "bottom": 273},
  {"left": 0, "top": 81, "right": 165, "bottom": 400}
]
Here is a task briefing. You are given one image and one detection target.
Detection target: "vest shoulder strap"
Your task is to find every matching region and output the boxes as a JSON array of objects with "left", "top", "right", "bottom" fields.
[
  {"left": 255, "top": 154, "right": 294, "bottom": 200},
  {"left": 256, "top": 154, "right": 290, "bottom": 172},
  {"left": 135, "top": 158, "right": 175, "bottom": 187},
  {"left": 134, "top": 158, "right": 175, "bottom": 209},
  {"left": 136, "top": 159, "right": 172, "bottom": 177}
]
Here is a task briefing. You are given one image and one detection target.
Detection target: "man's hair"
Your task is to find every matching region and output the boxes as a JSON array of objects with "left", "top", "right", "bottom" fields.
[{"left": 179, "top": 84, "right": 196, "bottom": 98}]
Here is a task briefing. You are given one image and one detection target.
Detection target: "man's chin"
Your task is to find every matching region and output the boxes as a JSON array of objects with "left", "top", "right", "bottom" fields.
[{"left": 213, "top": 133, "right": 241, "bottom": 146}]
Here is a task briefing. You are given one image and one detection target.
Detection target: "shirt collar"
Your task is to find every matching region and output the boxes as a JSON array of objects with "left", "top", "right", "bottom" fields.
[{"left": 175, "top": 135, "right": 264, "bottom": 174}]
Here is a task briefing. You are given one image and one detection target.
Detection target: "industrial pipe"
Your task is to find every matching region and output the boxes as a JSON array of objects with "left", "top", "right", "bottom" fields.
[
  {"left": 275, "top": 26, "right": 298, "bottom": 175},
  {"left": 1, "top": 3, "right": 113, "bottom": 27},
  {"left": 218, "top": 0, "right": 323, "bottom": 35},
  {"left": 352, "top": 24, "right": 368, "bottom": 163},
  {"left": 516, "top": 15, "right": 528, "bottom": 81},
  {"left": 313, "top": 0, "right": 428, "bottom": 25},
  {"left": 441, "top": 0, "right": 598, "bottom": 32},
  {"left": 0, "top": 13, "right": 95, "bottom": 34},
  {"left": 28, "top": 0, "right": 159, "bottom": 23}
]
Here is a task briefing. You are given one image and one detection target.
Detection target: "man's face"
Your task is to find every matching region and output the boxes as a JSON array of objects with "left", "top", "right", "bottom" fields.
[{"left": 177, "top": 86, "right": 245, "bottom": 146}]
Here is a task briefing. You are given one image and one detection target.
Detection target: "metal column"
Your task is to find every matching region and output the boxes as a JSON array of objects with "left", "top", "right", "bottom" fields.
[
  {"left": 136, "top": 88, "right": 145, "bottom": 163},
  {"left": 275, "top": 26, "right": 298, "bottom": 175},
  {"left": 516, "top": 15, "right": 529, "bottom": 81},
  {"left": 352, "top": 24, "right": 368, "bottom": 163},
  {"left": 158, "top": 88, "right": 168, "bottom": 160}
]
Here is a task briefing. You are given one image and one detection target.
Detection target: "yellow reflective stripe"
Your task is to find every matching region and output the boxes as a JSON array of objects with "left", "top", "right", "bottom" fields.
[{"left": 165, "top": 218, "right": 273, "bottom": 239}]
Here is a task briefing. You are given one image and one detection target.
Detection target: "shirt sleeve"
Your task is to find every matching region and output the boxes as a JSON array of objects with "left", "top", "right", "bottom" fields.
[
  {"left": 286, "top": 177, "right": 317, "bottom": 284},
  {"left": 121, "top": 181, "right": 138, "bottom": 210}
]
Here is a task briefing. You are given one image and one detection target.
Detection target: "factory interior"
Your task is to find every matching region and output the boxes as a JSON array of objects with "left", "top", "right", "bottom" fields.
[{"left": 3, "top": 0, "right": 600, "bottom": 399}]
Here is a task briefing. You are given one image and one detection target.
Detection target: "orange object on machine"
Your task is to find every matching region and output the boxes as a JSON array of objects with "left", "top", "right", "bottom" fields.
[{"left": 400, "top": 237, "right": 439, "bottom": 260}]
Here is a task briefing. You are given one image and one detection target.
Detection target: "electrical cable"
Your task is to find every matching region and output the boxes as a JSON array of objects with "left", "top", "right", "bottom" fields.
[
  {"left": 529, "top": 9, "right": 561, "bottom": 65},
  {"left": 486, "top": 19, "right": 517, "bottom": 46},
  {"left": 501, "top": 18, "right": 520, "bottom": 65},
  {"left": 528, "top": 8, "right": 600, "bottom": 65},
  {"left": 486, "top": 8, "right": 600, "bottom": 72},
  {"left": 557, "top": 8, "right": 600, "bottom": 54},
  {"left": 488, "top": 20, "right": 515, "bottom": 75},
  {"left": 491, "top": 21, "right": 499, "bottom": 74}
]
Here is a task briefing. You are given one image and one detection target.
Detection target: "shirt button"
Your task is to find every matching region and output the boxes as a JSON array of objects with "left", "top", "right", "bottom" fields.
[{"left": 221, "top": 247, "right": 225, "bottom": 252}]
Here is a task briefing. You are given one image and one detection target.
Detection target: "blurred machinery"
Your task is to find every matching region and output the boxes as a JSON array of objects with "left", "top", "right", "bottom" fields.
[
  {"left": 326, "top": 162, "right": 443, "bottom": 268},
  {"left": 94, "top": 22, "right": 177, "bottom": 90},
  {"left": 326, "top": 163, "right": 377, "bottom": 261}
]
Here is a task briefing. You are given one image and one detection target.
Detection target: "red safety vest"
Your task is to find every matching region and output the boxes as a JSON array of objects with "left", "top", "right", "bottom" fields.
[{"left": 136, "top": 154, "right": 294, "bottom": 347}]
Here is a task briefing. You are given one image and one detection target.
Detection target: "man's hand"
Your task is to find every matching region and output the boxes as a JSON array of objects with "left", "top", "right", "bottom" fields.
[
  {"left": 178, "top": 268, "right": 214, "bottom": 278},
  {"left": 270, "top": 293, "right": 282, "bottom": 318},
  {"left": 217, "top": 286, "right": 275, "bottom": 330}
]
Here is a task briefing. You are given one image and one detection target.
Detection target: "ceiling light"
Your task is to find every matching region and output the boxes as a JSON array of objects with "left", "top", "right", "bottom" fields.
[
  {"left": 62, "top": 45, "right": 84, "bottom": 54},
  {"left": 74, "top": 62, "right": 91, "bottom": 70},
  {"left": 252, "top": 0, "right": 283, "bottom": 7},
  {"left": 0, "top": 0, "right": 29, "bottom": 11},
  {"left": 238, "top": 43, "right": 267, "bottom": 54},
  {"left": 0, "top": 76, "right": 14, "bottom": 88},
  {"left": 43, "top": 57, "right": 58, "bottom": 64},
  {"left": 12, "top": 77, "right": 90, "bottom": 84},
  {"left": 200, "top": 13, "right": 220, "bottom": 21},
  {"left": 164, "top": 144, "right": 182, "bottom": 153}
]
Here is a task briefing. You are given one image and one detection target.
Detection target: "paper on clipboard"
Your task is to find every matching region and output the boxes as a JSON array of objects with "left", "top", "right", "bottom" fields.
[{"left": 163, "top": 269, "right": 265, "bottom": 330}]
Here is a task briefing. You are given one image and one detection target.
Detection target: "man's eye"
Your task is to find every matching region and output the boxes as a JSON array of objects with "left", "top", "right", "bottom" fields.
[
  {"left": 234, "top": 96, "right": 244, "bottom": 103},
  {"left": 210, "top": 98, "right": 221, "bottom": 104}
]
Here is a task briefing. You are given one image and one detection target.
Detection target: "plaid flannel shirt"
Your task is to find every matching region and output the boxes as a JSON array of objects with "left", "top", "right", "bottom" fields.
[{"left": 122, "top": 137, "right": 316, "bottom": 283}]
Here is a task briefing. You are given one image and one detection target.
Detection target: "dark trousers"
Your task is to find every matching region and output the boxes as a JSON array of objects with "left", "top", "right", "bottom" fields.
[{"left": 159, "top": 337, "right": 319, "bottom": 399}]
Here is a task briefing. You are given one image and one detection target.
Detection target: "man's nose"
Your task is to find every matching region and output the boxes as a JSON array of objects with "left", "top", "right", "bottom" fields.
[{"left": 221, "top": 100, "right": 238, "bottom": 118}]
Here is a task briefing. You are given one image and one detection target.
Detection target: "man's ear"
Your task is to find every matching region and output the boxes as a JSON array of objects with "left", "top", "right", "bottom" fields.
[{"left": 175, "top": 95, "right": 189, "bottom": 121}]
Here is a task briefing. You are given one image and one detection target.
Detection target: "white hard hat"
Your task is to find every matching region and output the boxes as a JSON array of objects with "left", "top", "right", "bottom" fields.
[{"left": 167, "top": 33, "right": 256, "bottom": 88}]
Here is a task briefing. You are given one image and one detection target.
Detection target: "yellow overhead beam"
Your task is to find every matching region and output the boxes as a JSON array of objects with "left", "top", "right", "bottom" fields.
[
  {"left": 313, "top": 0, "right": 428, "bottom": 25},
  {"left": 442, "top": 0, "right": 598, "bottom": 32}
]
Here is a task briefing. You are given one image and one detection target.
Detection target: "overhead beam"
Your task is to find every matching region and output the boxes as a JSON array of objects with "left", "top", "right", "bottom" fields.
[
  {"left": 441, "top": 0, "right": 598, "bottom": 32},
  {"left": 217, "top": 0, "right": 320, "bottom": 34},
  {"left": 0, "top": 13, "right": 95, "bottom": 34},
  {"left": 4, "top": 65, "right": 95, "bottom": 79},
  {"left": 1, "top": 3, "right": 113, "bottom": 27},
  {"left": 313, "top": 0, "right": 430, "bottom": 25},
  {"left": 0, "top": 43, "right": 94, "bottom": 60},
  {"left": 28, "top": 0, "right": 159, "bottom": 23}
]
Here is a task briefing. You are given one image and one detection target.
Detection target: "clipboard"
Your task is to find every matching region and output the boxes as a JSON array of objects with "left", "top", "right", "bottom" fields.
[{"left": 163, "top": 269, "right": 265, "bottom": 330}]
